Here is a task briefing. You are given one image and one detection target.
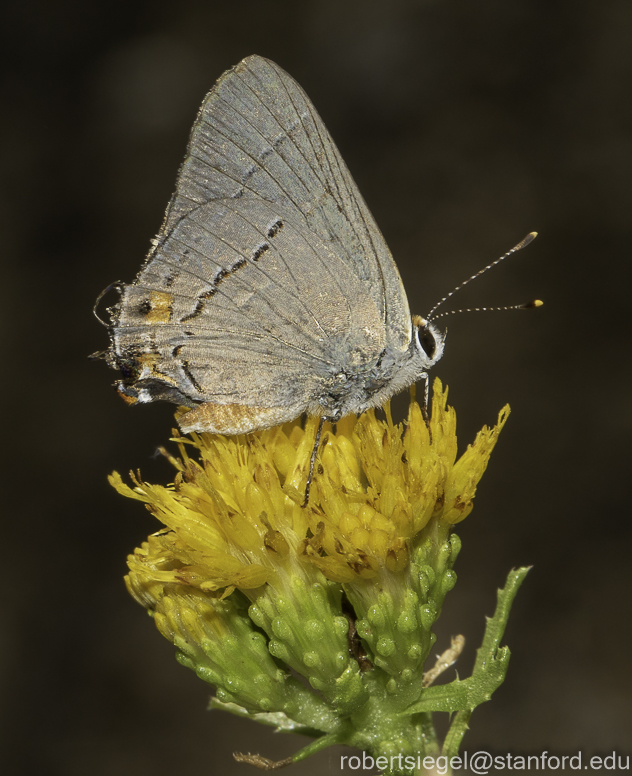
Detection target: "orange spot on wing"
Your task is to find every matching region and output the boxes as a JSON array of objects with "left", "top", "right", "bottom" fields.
[
  {"left": 117, "top": 387, "right": 139, "bottom": 405},
  {"left": 146, "top": 291, "right": 173, "bottom": 323}
]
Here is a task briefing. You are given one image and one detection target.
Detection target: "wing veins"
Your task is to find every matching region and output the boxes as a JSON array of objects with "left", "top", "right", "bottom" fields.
[
  {"left": 120, "top": 293, "right": 332, "bottom": 366},
  {"left": 233, "top": 65, "right": 359, "bottom": 270},
  {"left": 187, "top": 203, "right": 331, "bottom": 338},
  {"left": 283, "top": 74, "right": 389, "bottom": 325},
  {"left": 199, "top": 107, "right": 307, "bottom": 217},
  {"left": 233, "top": 66, "right": 350, "bottom": 229}
]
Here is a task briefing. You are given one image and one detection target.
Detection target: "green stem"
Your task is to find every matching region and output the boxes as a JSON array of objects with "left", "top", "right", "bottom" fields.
[
  {"left": 442, "top": 566, "right": 531, "bottom": 762},
  {"left": 441, "top": 709, "right": 472, "bottom": 766}
]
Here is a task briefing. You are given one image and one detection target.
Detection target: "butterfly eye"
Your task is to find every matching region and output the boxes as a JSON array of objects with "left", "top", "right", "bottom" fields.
[{"left": 418, "top": 328, "right": 437, "bottom": 359}]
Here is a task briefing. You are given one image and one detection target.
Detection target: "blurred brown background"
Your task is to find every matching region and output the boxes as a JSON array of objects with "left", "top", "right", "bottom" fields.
[{"left": 2, "top": 0, "right": 631, "bottom": 773}]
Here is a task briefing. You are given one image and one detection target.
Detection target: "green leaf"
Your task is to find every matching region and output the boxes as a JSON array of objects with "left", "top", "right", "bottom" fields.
[{"left": 401, "top": 567, "right": 529, "bottom": 720}]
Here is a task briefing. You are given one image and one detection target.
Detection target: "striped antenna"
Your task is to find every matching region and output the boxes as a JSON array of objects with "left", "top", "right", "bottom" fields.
[
  {"left": 431, "top": 298, "right": 543, "bottom": 321},
  {"left": 426, "top": 232, "right": 538, "bottom": 322}
]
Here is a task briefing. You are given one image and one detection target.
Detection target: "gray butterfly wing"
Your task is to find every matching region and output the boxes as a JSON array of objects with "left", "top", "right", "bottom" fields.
[
  {"left": 112, "top": 196, "right": 386, "bottom": 428},
  {"left": 110, "top": 56, "right": 410, "bottom": 430},
  {"left": 161, "top": 55, "right": 412, "bottom": 351}
]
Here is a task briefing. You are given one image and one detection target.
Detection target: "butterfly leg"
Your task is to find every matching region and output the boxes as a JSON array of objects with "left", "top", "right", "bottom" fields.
[
  {"left": 303, "top": 415, "right": 327, "bottom": 506},
  {"left": 420, "top": 372, "right": 434, "bottom": 442},
  {"left": 420, "top": 372, "right": 430, "bottom": 423}
]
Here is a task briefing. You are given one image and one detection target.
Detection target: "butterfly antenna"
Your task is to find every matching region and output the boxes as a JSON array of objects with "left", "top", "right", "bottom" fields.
[
  {"left": 426, "top": 232, "right": 538, "bottom": 322},
  {"left": 431, "top": 298, "right": 543, "bottom": 321}
]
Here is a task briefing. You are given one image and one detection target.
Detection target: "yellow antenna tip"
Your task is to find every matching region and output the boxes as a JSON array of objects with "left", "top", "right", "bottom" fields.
[{"left": 533, "top": 299, "right": 544, "bottom": 307}]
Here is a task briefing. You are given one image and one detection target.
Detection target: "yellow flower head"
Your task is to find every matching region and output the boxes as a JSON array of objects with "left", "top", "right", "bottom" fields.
[{"left": 117, "top": 380, "right": 508, "bottom": 605}]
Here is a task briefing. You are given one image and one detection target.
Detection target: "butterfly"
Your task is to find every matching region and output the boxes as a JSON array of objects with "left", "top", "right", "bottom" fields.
[{"left": 97, "top": 55, "right": 448, "bottom": 499}]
